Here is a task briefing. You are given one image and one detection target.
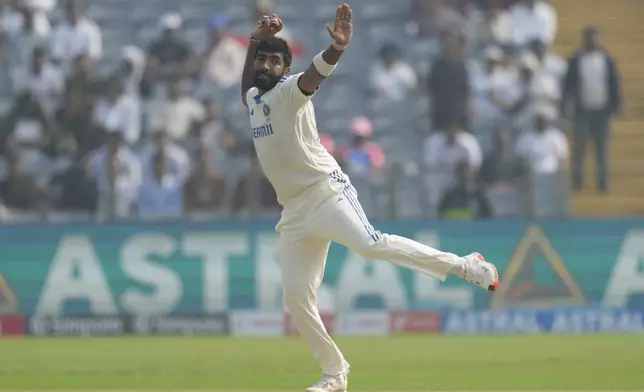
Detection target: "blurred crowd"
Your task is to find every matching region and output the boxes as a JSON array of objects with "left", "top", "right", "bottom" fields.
[{"left": 0, "top": 0, "right": 622, "bottom": 222}]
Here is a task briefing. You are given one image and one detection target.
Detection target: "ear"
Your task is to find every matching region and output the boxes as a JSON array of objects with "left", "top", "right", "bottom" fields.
[{"left": 284, "top": 66, "right": 291, "bottom": 75}]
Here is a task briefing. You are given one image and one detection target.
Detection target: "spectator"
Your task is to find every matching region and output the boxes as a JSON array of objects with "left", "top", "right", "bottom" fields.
[
  {"left": 439, "top": 160, "right": 492, "bottom": 220},
  {"left": 11, "top": 46, "right": 64, "bottom": 115},
  {"left": 183, "top": 144, "right": 225, "bottom": 213},
  {"left": 2, "top": 4, "right": 50, "bottom": 70},
  {"left": 24, "top": 0, "right": 56, "bottom": 13},
  {"left": 117, "top": 45, "right": 146, "bottom": 98},
  {"left": 54, "top": 84, "right": 101, "bottom": 153},
  {"left": 472, "top": 0, "right": 513, "bottom": 49},
  {"left": 336, "top": 116, "right": 386, "bottom": 177},
  {"left": 508, "top": 0, "right": 557, "bottom": 48},
  {"left": 563, "top": 27, "right": 622, "bottom": 193},
  {"left": 0, "top": 150, "right": 46, "bottom": 211},
  {"left": 423, "top": 117, "right": 483, "bottom": 177},
  {"left": 88, "top": 129, "right": 141, "bottom": 220},
  {"left": 94, "top": 77, "right": 140, "bottom": 145},
  {"left": 470, "top": 45, "right": 516, "bottom": 128},
  {"left": 148, "top": 78, "right": 206, "bottom": 141},
  {"left": 515, "top": 104, "right": 568, "bottom": 175},
  {"left": 201, "top": 13, "right": 247, "bottom": 90},
  {"left": 369, "top": 43, "right": 418, "bottom": 102},
  {"left": 428, "top": 29, "right": 470, "bottom": 130},
  {"left": 480, "top": 126, "right": 528, "bottom": 186},
  {"left": 410, "top": 0, "right": 462, "bottom": 38},
  {"left": 195, "top": 98, "right": 232, "bottom": 166},
  {"left": 0, "top": 0, "right": 50, "bottom": 38},
  {"left": 147, "top": 12, "right": 194, "bottom": 81},
  {"left": 50, "top": 0, "right": 102, "bottom": 68},
  {"left": 139, "top": 127, "right": 191, "bottom": 185},
  {"left": 529, "top": 37, "right": 566, "bottom": 82},
  {"left": 65, "top": 53, "right": 101, "bottom": 100},
  {"left": 50, "top": 151, "right": 97, "bottom": 213},
  {"left": 137, "top": 147, "right": 184, "bottom": 219}
]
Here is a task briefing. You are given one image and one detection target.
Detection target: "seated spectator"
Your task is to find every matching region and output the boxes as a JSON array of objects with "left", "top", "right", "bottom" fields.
[
  {"left": 117, "top": 45, "right": 146, "bottom": 98},
  {"left": 470, "top": 46, "right": 516, "bottom": 126},
  {"left": 1, "top": 93, "right": 53, "bottom": 182},
  {"left": 429, "top": 29, "right": 469, "bottom": 130},
  {"left": 65, "top": 53, "right": 101, "bottom": 100},
  {"left": 2, "top": 4, "right": 50, "bottom": 70},
  {"left": 200, "top": 13, "right": 247, "bottom": 90},
  {"left": 0, "top": 150, "right": 47, "bottom": 211},
  {"left": 410, "top": 0, "right": 463, "bottom": 38},
  {"left": 11, "top": 46, "right": 64, "bottom": 115},
  {"left": 439, "top": 160, "right": 491, "bottom": 220},
  {"left": 336, "top": 116, "right": 386, "bottom": 177},
  {"left": 50, "top": 0, "right": 102, "bottom": 68},
  {"left": 508, "top": 0, "right": 557, "bottom": 48},
  {"left": 24, "top": 0, "right": 56, "bottom": 13},
  {"left": 94, "top": 77, "right": 140, "bottom": 145},
  {"left": 183, "top": 145, "right": 225, "bottom": 213},
  {"left": 0, "top": 0, "right": 50, "bottom": 38},
  {"left": 148, "top": 78, "right": 206, "bottom": 141},
  {"left": 139, "top": 127, "right": 191, "bottom": 184},
  {"left": 423, "top": 117, "right": 482, "bottom": 177},
  {"left": 147, "top": 13, "right": 194, "bottom": 82},
  {"left": 472, "top": 0, "right": 513, "bottom": 49},
  {"left": 137, "top": 148, "right": 184, "bottom": 219},
  {"left": 479, "top": 126, "right": 528, "bottom": 186},
  {"left": 529, "top": 37, "right": 566, "bottom": 82},
  {"left": 54, "top": 84, "right": 101, "bottom": 153},
  {"left": 515, "top": 104, "right": 568, "bottom": 175},
  {"left": 89, "top": 129, "right": 141, "bottom": 220},
  {"left": 193, "top": 98, "right": 233, "bottom": 166},
  {"left": 50, "top": 151, "right": 97, "bottom": 212},
  {"left": 369, "top": 43, "right": 418, "bottom": 102}
]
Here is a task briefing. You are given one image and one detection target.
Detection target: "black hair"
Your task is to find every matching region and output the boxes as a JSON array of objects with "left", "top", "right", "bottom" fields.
[{"left": 257, "top": 36, "right": 292, "bottom": 67}]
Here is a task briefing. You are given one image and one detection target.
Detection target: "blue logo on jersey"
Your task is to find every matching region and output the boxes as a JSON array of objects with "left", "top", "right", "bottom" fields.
[{"left": 253, "top": 124, "right": 274, "bottom": 139}]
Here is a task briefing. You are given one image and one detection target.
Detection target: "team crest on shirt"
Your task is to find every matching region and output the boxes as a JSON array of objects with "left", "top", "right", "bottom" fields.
[{"left": 262, "top": 103, "right": 271, "bottom": 117}]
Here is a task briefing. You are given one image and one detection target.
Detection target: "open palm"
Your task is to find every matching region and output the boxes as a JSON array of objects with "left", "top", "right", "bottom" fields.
[{"left": 325, "top": 3, "right": 353, "bottom": 46}]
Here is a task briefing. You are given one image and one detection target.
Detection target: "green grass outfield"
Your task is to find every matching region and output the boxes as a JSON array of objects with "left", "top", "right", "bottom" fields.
[{"left": 0, "top": 335, "right": 642, "bottom": 391}]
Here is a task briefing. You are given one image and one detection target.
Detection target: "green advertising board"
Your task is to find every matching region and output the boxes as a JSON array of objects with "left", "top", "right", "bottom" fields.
[{"left": 0, "top": 219, "right": 642, "bottom": 317}]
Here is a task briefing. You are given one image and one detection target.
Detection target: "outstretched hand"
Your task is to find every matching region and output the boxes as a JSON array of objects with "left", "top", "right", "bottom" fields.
[
  {"left": 325, "top": 3, "right": 353, "bottom": 48},
  {"left": 251, "top": 13, "right": 283, "bottom": 41}
]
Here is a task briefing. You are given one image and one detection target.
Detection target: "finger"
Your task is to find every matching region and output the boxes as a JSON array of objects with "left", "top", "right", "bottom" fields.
[
  {"left": 335, "top": 5, "right": 341, "bottom": 24},
  {"left": 325, "top": 23, "right": 334, "bottom": 36},
  {"left": 345, "top": 5, "right": 353, "bottom": 22}
]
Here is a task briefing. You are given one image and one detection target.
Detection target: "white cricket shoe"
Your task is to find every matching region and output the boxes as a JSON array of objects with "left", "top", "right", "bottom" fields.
[
  {"left": 305, "top": 373, "right": 347, "bottom": 392},
  {"left": 461, "top": 252, "right": 499, "bottom": 292}
]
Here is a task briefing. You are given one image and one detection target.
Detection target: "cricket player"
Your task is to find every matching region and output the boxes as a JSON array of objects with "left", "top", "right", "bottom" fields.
[{"left": 241, "top": 4, "right": 500, "bottom": 392}]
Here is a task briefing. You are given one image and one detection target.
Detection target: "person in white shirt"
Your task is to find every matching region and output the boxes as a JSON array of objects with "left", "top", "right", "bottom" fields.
[
  {"left": 201, "top": 13, "right": 247, "bottom": 90},
  {"left": 515, "top": 103, "right": 568, "bottom": 175},
  {"left": 138, "top": 128, "right": 191, "bottom": 184},
  {"left": 50, "top": 0, "right": 102, "bottom": 68},
  {"left": 368, "top": 43, "right": 417, "bottom": 102},
  {"left": 1, "top": 4, "right": 50, "bottom": 70},
  {"left": 473, "top": 0, "right": 513, "bottom": 48},
  {"left": 529, "top": 37, "right": 566, "bottom": 82},
  {"left": 562, "top": 27, "right": 621, "bottom": 193},
  {"left": 11, "top": 46, "right": 64, "bottom": 115},
  {"left": 0, "top": 0, "right": 50, "bottom": 37},
  {"left": 147, "top": 78, "right": 206, "bottom": 140},
  {"left": 88, "top": 129, "right": 141, "bottom": 220},
  {"left": 94, "top": 77, "right": 141, "bottom": 145},
  {"left": 137, "top": 147, "right": 184, "bottom": 219},
  {"left": 240, "top": 8, "right": 499, "bottom": 392},
  {"left": 118, "top": 45, "right": 146, "bottom": 98},
  {"left": 509, "top": 0, "right": 557, "bottom": 47}
]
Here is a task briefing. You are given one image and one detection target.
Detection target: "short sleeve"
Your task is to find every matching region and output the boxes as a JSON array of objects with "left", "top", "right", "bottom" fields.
[{"left": 279, "top": 72, "right": 316, "bottom": 108}]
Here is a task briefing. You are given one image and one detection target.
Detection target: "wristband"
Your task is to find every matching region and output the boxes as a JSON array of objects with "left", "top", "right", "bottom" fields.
[{"left": 313, "top": 51, "right": 337, "bottom": 77}]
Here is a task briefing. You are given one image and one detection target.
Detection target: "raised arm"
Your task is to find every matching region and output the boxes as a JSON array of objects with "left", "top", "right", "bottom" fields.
[
  {"left": 297, "top": 3, "right": 353, "bottom": 94},
  {"left": 241, "top": 14, "right": 284, "bottom": 107}
]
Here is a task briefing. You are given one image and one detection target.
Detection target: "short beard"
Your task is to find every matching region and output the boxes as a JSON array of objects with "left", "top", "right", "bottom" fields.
[{"left": 254, "top": 73, "right": 282, "bottom": 91}]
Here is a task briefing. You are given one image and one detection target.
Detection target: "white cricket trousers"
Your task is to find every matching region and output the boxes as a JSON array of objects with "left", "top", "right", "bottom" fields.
[{"left": 276, "top": 174, "right": 462, "bottom": 376}]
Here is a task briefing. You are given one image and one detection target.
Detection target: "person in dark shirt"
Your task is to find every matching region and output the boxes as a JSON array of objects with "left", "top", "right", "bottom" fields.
[
  {"left": 0, "top": 152, "right": 46, "bottom": 211},
  {"left": 147, "top": 13, "right": 194, "bottom": 82},
  {"left": 428, "top": 28, "right": 470, "bottom": 130},
  {"left": 439, "top": 160, "right": 492, "bottom": 220},
  {"left": 50, "top": 152, "right": 98, "bottom": 212},
  {"left": 479, "top": 127, "right": 528, "bottom": 186}
]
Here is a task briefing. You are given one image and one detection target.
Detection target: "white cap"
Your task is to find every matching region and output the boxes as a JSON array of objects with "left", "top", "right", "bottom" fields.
[{"left": 159, "top": 12, "right": 182, "bottom": 30}]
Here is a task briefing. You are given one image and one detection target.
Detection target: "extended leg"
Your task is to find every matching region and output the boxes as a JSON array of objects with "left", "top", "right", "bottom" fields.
[
  {"left": 279, "top": 230, "right": 349, "bottom": 377},
  {"left": 314, "top": 186, "right": 499, "bottom": 290}
]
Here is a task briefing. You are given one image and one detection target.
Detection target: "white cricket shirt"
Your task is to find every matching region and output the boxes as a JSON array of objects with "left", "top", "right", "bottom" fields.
[{"left": 246, "top": 72, "right": 341, "bottom": 206}]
